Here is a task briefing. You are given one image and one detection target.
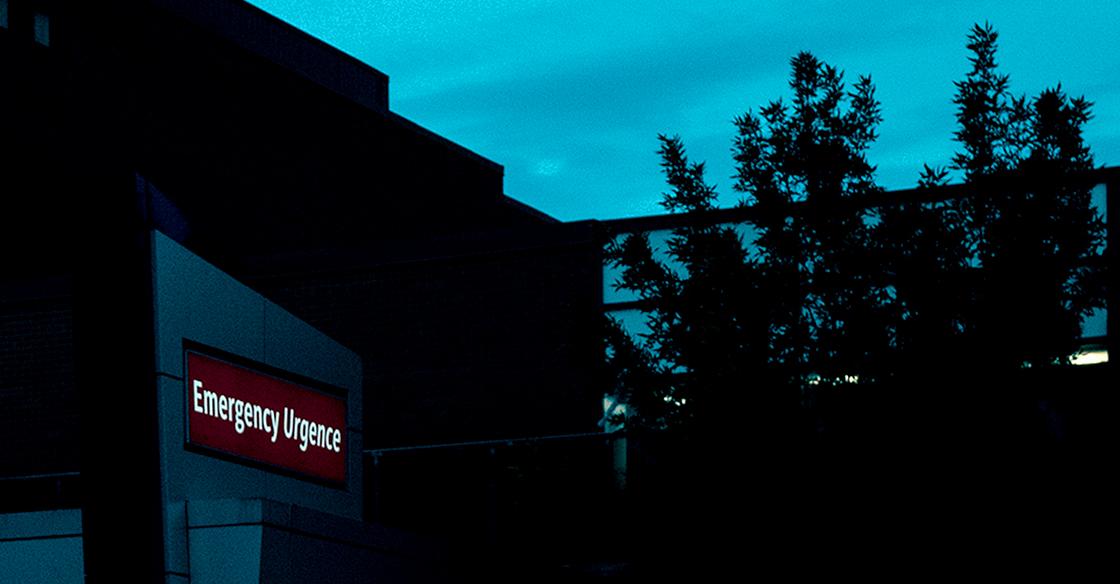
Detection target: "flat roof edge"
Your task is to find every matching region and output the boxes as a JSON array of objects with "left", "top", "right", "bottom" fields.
[
  {"left": 388, "top": 113, "right": 504, "bottom": 173},
  {"left": 600, "top": 166, "right": 1120, "bottom": 232},
  {"left": 154, "top": 0, "right": 389, "bottom": 113}
]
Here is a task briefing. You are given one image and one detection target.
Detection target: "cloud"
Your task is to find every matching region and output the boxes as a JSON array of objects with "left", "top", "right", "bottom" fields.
[{"left": 533, "top": 159, "right": 565, "bottom": 177}]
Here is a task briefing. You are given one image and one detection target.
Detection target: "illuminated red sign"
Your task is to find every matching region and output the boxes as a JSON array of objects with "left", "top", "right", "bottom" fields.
[{"left": 186, "top": 351, "right": 347, "bottom": 483}]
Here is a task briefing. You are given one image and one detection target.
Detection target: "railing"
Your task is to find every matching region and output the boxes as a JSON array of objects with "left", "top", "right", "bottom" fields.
[
  {"left": 363, "top": 432, "right": 627, "bottom": 562},
  {"left": 0, "top": 471, "right": 81, "bottom": 513},
  {"left": 602, "top": 172, "right": 1119, "bottom": 371}
]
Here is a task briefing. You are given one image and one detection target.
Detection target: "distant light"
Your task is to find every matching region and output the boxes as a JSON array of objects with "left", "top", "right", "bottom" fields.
[
  {"left": 805, "top": 373, "right": 859, "bottom": 386},
  {"left": 1071, "top": 350, "right": 1108, "bottom": 366}
]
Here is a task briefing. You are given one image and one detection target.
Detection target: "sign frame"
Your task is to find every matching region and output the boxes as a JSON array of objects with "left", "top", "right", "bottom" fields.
[{"left": 181, "top": 340, "right": 350, "bottom": 488}]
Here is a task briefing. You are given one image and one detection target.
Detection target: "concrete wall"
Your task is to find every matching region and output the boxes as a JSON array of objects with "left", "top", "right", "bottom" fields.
[
  {"left": 0, "top": 499, "right": 454, "bottom": 584},
  {"left": 151, "top": 231, "right": 363, "bottom": 582},
  {"left": 0, "top": 509, "right": 83, "bottom": 584},
  {"left": 187, "top": 498, "right": 450, "bottom": 584}
]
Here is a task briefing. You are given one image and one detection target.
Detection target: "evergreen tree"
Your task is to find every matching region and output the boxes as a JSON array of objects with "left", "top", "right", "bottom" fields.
[
  {"left": 952, "top": 23, "right": 1019, "bottom": 181},
  {"left": 949, "top": 24, "right": 1104, "bottom": 368},
  {"left": 605, "top": 27, "right": 1104, "bottom": 431},
  {"left": 606, "top": 52, "right": 890, "bottom": 431},
  {"left": 876, "top": 165, "right": 973, "bottom": 372},
  {"left": 733, "top": 52, "right": 890, "bottom": 393},
  {"left": 605, "top": 137, "right": 770, "bottom": 432}
]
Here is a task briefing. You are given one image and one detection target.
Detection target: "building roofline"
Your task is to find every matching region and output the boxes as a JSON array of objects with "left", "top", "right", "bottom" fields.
[
  {"left": 501, "top": 195, "right": 560, "bottom": 224},
  {"left": 387, "top": 113, "right": 504, "bottom": 173},
  {"left": 154, "top": 0, "right": 389, "bottom": 112},
  {"left": 154, "top": 1, "right": 552, "bottom": 213},
  {"left": 599, "top": 166, "right": 1120, "bottom": 234}
]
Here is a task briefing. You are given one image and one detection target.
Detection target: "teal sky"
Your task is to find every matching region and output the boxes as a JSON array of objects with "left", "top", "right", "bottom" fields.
[{"left": 247, "top": 0, "right": 1120, "bottom": 221}]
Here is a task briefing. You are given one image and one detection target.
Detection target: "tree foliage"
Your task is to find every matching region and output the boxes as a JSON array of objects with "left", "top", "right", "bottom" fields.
[
  {"left": 733, "top": 52, "right": 893, "bottom": 393},
  {"left": 606, "top": 52, "right": 889, "bottom": 431},
  {"left": 605, "top": 26, "right": 1104, "bottom": 431},
  {"left": 604, "top": 137, "right": 770, "bottom": 432},
  {"left": 948, "top": 23, "right": 1103, "bottom": 368}
]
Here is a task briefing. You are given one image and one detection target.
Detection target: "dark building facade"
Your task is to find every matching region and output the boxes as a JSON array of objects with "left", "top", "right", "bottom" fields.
[
  {"left": 7, "top": 1, "right": 1117, "bottom": 579},
  {"left": 1, "top": 0, "right": 602, "bottom": 491}
]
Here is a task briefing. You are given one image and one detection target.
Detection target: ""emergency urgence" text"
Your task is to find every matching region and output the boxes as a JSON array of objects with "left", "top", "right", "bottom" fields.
[{"left": 192, "top": 379, "right": 342, "bottom": 453}]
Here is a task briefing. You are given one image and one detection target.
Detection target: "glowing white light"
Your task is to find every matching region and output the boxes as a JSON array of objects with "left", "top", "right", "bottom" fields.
[{"left": 1071, "top": 350, "right": 1108, "bottom": 366}]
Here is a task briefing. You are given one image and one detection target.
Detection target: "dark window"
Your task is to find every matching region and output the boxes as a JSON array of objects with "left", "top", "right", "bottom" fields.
[
  {"left": 1, "top": 0, "right": 9, "bottom": 29},
  {"left": 32, "top": 11, "right": 49, "bottom": 46}
]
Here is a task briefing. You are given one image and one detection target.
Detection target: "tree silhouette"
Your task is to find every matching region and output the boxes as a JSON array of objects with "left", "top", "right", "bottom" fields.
[
  {"left": 605, "top": 137, "right": 771, "bottom": 433},
  {"left": 606, "top": 52, "right": 889, "bottom": 432},
  {"left": 949, "top": 24, "right": 1103, "bottom": 369},
  {"left": 605, "top": 26, "right": 1104, "bottom": 433},
  {"left": 734, "top": 53, "right": 891, "bottom": 395},
  {"left": 876, "top": 165, "right": 974, "bottom": 373},
  {"left": 603, "top": 26, "right": 1108, "bottom": 576}
]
